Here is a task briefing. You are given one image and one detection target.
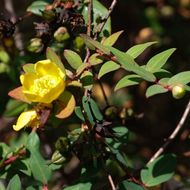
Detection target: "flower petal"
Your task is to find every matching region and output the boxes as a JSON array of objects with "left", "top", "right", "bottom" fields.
[
  {"left": 13, "top": 110, "right": 38, "bottom": 131},
  {"left": 35, "top": 59, "right": 65, "bottom": 79}
]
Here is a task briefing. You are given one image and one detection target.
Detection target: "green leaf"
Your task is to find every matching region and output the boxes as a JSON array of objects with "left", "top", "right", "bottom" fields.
[
  {"left": 63, "top": 182, "right": 92, "bottom": 190},
  {"left": 46, "top": 47, "right": 66, "bottom": 74},
  {"left": 75, "top": 106, "right": 85, "bottom": 121},
  {"left": 114, "top": 74, "right": 142, "bottom": 91},
  {"left": 80, "top": 71, "right": 94, "bottom": 90},
  {"left": 7, "top": 175, "right": 21, "bottom": 190},
  {"left": 64, "top": 50, "right": 83, "bottom": 70},
  {"left": 0, "top": 50, "right": 10, "bottom": 63},
  {"left": 98, "top": 61, "right": 120, "bottom": 79},
  {"left": 140, "top": 154, "right": 177, "bottom": 187},
  {"left": 4, "top": 99, "right": 28, "bottom": 117},
  {"left": 119, "top": 180, "right": 146, "bottom": 190},
  {"left": 26, "top": 132, "right": 52, "bottom": 184},
  {"left": 126, "top": 41, "right": 157, "bottom": 59},
  {"left": 146, "top": 48, "right": 176, "bottom": 72},
  {"left": 89, "top": 98, "right": 103, "bottom": 121},
  {"left": 102, "top": 31, "right": 123, "bottom": 46},
  {"left": 108, "top": 46, "right": 156, "bottom": 82},
  {"left": 168, "top": 71, "right": 190, "bottom": 86},
  {"left": 89, "top": 53, "right": 103, "bottom": 66},
  {"left": 23, "top": 64, "right": 35, "bottom": 73},
  {"left": 146, "top": 84, "right": 168, "bottom": 98},
  {"left": 80, "top": 34, "right": 110, "bottom": 54},
  {"left": 82, "top": 0, "right": 111, "bottom": 36},
  {"left": 27, "top": 1, "right": 49, "bottom": 16}
]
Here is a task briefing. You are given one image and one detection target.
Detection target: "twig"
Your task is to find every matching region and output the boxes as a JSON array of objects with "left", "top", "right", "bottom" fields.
[
  {"left": 94, "top": 0, "right": 117, "bottom": 40},
  {"left": 4, "top": 0, "right": 24, "bottom": 55},
  {"left": 108, "top": 174, "right": 116, "bottom": 190},
  {"left": 148, "top": 99, "right": 190, "bottom": 164}
]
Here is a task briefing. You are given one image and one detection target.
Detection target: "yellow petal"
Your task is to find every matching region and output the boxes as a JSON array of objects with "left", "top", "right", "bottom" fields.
[
  {"left": 35, "top": 59, "right": 65, "bottom": 79},
  {"left": 20, "top": 73, "right": 38, "bottom": 90},
  {"left": 13, "top": 110, "right": 38, "bottom": 131}
]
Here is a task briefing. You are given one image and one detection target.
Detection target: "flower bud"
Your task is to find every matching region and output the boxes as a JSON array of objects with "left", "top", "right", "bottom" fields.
[
  {"left": 27, "top": 38, "right": 43, "bottom": 53},
  {"left": 54, "top": 27, "right": 70, "bottom": 42},
  {"left": 172, "top": 85, "right": 186, "bottom": 99}
]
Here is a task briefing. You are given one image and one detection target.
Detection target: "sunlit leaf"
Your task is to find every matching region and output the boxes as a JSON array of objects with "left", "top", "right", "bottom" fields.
[
  {"left": 146, "top": 48, "right": 176, "bottom": 72},
  {"left": 146, "top": 84, "right": 168, "bottom": 98},
  {"left": 168, "top": 71, "right": 190, "bottom": 86},
  {"left": 56, "top": 91, "right": 76, "bottom": 119},
  {"left": 89, "top": 53, "right": 103, "bottom": 66},
  {"left": 23, "top": 64, "right": 35, "bottom": 73},
  {"left": 114, "top": 74, "right": 142, "bottom": 91},
  {"left": 7, "top": 175, "right": 21, "bottom": 190},
  {"left": 126, "top": 41, "right": 157, "bottom": 59},
  {"left": 64, "top": 50, "right": 83, "bottom": 70},
  {"left": 98, "top": 61, "right": 120, "bottom": 79},
  {"left": 102, "top": 31, "right": 124, "bottom": 46}
]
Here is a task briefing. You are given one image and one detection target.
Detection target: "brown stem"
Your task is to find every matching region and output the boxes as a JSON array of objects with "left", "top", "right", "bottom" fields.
[
  {"left": 94, "top": 0, "right": 117, "bottom": 40},
  {"left": 148, "top": 99, "right": 190, "bottom": 164}
]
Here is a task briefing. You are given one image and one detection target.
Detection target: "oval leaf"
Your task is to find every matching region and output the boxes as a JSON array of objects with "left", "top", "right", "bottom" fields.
[
  {"left": 102, "top": 31, "right": 123, "bottom": 46},
  {"left": 80, "top": 71, "right": 94, "bottom": 90},
  {"left": 140, "top": 154, "right": 177, "bottom": 187},
  {"left": 119, "top": 180, "right": 146, "bottom": 190},
  {"left": 146, "top": 48, "right": 176, "bottom": 72},
  {"left": 126, "top": 41, "right": 157, "bottom": 59},
  {"left": 56, "top": 91, "right": 76, "bottom": 119},
  {"left": 146, "top": 84, "right": 168, "bottom": 98},
  {"left": 23, "top": 64, "right": 35, "bottom": 73},
  {"left": 98, "top": 61, "right": 120, "bottom": 79},
  {"left": 7, "top": 175, "right": 21, "bottom": 190},
  {"left": 114, "top": 74, "right": 142, "bottom": 91},
  {"left": 89, "top": 53, "right": 103, "bottom": 66},
  {"left": 168, "top": 71, "right": 190, "bottom": 86},
  {"left": 64, "top": 50, "right": 83, "bottom": 70},
  {"left": 27, "top": 1, "right": 49, "bottom": 16}
]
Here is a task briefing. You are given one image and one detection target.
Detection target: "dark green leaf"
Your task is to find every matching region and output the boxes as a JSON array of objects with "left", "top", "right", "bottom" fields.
[
  {"left": 146, "top": 84, "right": 168, "bottom": 98},
  {"left": 126, "top": 41, "right": 157, "bottom": 59},
  {"left": 114, "top": 74, "right": 142, "bottom": 91},
  {"left": 80, "top": 71, "right": 94, "bottom": 90},
  {"left": 108, "top": 46, "right": 156, "bottom": 82},
  {"left": 146, "top": 48, "right": 176, "bottom": 72},
  {"left": 64, "top": 50, "right": 83, "bottom": 70},
  {"left": 27, "top": 1, "right": 49, "bottom": 16},
  {"left": 46, "top": 47, "right": 66, "bottom": 74},
  {"left": 6, "top": 175, "right": 21, "bottom": 190},
  {"left": 140, "top": 154, "right": 177, "bottom": 187},
  {"left": 26, "top": 132, "right": 52, "bottom": 184},
  {"left": 98, "top": 61, "right": 120, "bottom": 79},
  {"left": 119, "top": 180, "right": 146, "bottom": 190},
  {"left": 75, "top": 106, "right": 85, "bottom": 121},
  {"left": 168, "top": 71, "right": 190, "bottom": 86}
]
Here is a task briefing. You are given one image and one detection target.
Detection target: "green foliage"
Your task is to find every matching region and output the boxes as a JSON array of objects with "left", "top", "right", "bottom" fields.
[
  {"left": 119, "top": 180, "right": 147, "bottom": 190},
  {"left": 27, "top": 1, "right": 49, "bottom": 16},
  {"left": 6, "top": 175, "right": 21, "bottom": 190}
]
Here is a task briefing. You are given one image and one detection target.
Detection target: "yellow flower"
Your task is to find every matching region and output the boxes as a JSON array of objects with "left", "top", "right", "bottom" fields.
[
  {"left": 20, "top": 59, "right": 66, "bottom": 103},
  {"left": 13, "top": 110, "right": 40, "bottom": 131}
]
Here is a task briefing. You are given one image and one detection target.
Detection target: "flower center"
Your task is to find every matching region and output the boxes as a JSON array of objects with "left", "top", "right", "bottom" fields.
[{"left": 32, "top": 75, "right": 58, "bottom": 96}]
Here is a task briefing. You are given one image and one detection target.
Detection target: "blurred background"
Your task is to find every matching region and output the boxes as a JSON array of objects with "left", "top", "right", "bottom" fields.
[{"left": 1, "top": 0, "right": 190, "bottom": 189}]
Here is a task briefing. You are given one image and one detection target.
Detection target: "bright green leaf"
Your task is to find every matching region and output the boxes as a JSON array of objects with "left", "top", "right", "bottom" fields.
[
  {"left": 64, "top": 50, "right": 83, "bottom": 70},
  {"left": 7, "top": 175, "right": 21, "bottom": 190},
  {"left": 23, "top": 64, "right": 35, "bottom": 73},
  {"left": 114, "top": 74, "right": 142, "bottom": 91},
  {"left": 126, "top": 41, "right": 157, "bottom": 59},
  {"left": 140, "top": 154, "right": 177, "bottom": 187},
  {"left": 63, "top": 182, "right": 92, "bottom": 190},
  {"left": 168, "top": 71, "right": 190, "bottom": 86},
  {"left": 108, "top": 46, "right": 156, "bottom": 82},
  {"left": 89, "top": 53, "right": 103, "bottom": 66},
  {"left": 98, "top": 61, "right": 120, "bottom": 79},
  {"left": 27, "top": 1, "right": 49, "bottom": 16},
  {"left": 102, "top": 31, "right": 123, "bottom": 46},
  {"left": 146, "top": 48, "right": 176, "bottom": 72},
  {"left": 146, "top": 84, "right": 168, "bottom": 98}
]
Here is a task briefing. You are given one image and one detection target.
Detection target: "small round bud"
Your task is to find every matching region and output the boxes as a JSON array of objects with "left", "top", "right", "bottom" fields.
[
  {"left": 172, "top": 85, "right": 186, "bottom": 99},
  {"left": 27, "top": 38, "right": 43, "bottom": 53},
  {"left": 54, "top": 27, "right": 70, "bottom": 42}
]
